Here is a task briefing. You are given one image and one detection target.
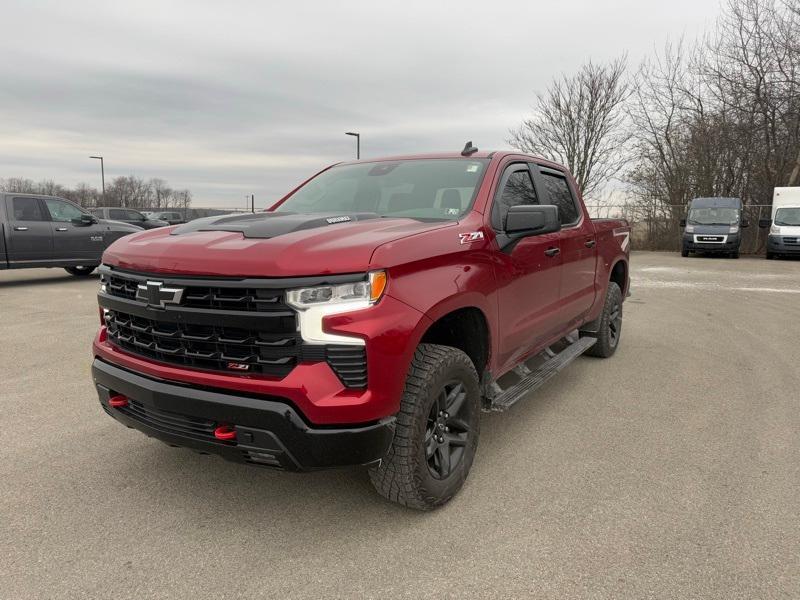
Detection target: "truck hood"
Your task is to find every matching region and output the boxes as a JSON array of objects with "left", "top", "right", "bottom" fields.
[{"left": 102, "top": 211, "right": 455, "bottom": 276}]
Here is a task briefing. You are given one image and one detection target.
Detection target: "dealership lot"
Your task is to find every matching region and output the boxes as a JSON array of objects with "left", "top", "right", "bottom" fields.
[{"left": 2, "top": 252, "right": 798, "bottom": 599}]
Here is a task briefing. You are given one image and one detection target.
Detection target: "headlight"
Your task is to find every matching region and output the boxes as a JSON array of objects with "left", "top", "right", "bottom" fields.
[
  {"left": 728, "top": 226, "right": 739, "bottom": 234},
  {"left": 685, "top": 225, "right": 695, "bottom": 233},
  {"left": 286, "top": 271, "right": 387, "bottom": 345},
  {"left": 286, "top": 271, "right": 386, "bottom": 309}
]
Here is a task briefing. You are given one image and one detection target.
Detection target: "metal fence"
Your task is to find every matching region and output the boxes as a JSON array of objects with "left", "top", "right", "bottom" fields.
[{"left": 585, "top": 204, "right": 773, "bottom": 255}]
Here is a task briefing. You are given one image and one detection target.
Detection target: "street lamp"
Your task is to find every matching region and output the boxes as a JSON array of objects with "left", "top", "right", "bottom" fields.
[
  {"left": 89, "top": 156, "right": 105, "bottom": 202},
  {"left": 345, "top": 132, "right": 360, "bottom": 159}
]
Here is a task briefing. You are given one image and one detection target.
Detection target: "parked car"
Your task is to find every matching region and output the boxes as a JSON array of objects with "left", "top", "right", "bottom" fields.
[
  {"left": 680, "top": 197, "right": 748, "bottom": 258},
  {"left": 89, "top": 207, "right": 169, "bottom": 229},
  {"left": 149, "top": 211, "right": 186, "bottom": 225},
  {"left": 760, "top": 187, "right": 800, "bottom": 259},
  {"left": 0, "top": 193, "right": 142, "bottom": 276},
  {"left": 91, "top": 147, "right": 630, "bottom": 509}
]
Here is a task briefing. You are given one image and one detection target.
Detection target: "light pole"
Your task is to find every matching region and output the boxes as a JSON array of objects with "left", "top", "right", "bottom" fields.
[
  {"left": 90, "top": 156, "right": 105, "bottom": 203},
  {"left": 345, "top": 132, "right": 360, "bottom": 159}
]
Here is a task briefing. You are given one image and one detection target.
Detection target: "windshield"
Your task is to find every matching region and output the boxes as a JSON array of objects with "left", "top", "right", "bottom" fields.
[
  {"left": 274, "top": 159, "right": 489, "bottom": 221},
  {"left": 774, "top": 207, "right": 800, "bottom": 226},
  {"left": 688, "top": 207, "right": 740, "bottom": 226}
]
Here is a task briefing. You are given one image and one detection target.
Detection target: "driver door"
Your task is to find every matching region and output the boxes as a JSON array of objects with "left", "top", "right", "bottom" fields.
[
  {"left": 492, "top": 163, "right": 563, "bottom": 370},
  {"left": 42, "top": 198, "right": 105, "bottom": 260}
]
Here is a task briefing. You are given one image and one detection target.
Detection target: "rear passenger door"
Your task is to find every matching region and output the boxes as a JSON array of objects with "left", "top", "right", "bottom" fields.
[
  {"left": 4, "top": 196, "right": 54, "bottom": 264},
  {"left": 535, "top": 166, "right": 597, "bottom": 326}
]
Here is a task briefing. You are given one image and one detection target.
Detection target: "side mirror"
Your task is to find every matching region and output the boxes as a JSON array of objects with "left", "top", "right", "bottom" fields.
[
  {"left": 505, "top": 204, "right": 561, "bottom": 236},
  {"left": 679, "top": 218, "right": 687, "bottom": 228},
  {"left": 73, "top": 214, "right": 96, "bottom": 226},
  {"left": 740, "top": 219, "right": 749, "bottom": 228},
  {"left": 759, "top": 218, "right": 772, "bottom": 228}
]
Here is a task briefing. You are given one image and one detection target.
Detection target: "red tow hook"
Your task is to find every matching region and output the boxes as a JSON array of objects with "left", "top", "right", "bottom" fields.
[
  {"left": 108, "top": 394, "right": 128, "bottom": 408},
  {"left": 214, "top": 424, "right": 237, "bottom": 441}
]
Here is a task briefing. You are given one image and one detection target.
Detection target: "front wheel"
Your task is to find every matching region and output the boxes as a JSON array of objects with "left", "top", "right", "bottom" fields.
[
  {"left": 369, "top": 344, "right": 481, "bottom": 510},
  {"left": 584, "top": 282, "right": 623, "bottom": 358},
  {"left": 681, "top": 247, "right": 689, "bottom": 257},
  {"left": 65, "top": 265, "right": 98, "bottom": 276},
  {"left": 766, "top": 252, "right": 775, "bottom": 260}
]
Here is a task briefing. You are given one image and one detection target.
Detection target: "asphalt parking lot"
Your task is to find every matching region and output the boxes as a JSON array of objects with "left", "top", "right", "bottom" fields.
[{"left": 2, "top": 251, "right": 799, "bottom": 599}]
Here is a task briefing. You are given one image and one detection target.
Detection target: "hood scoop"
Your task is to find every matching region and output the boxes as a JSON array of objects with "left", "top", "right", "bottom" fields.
[{"left": 171, "top": 211, "right": 381, "bottom": 239}]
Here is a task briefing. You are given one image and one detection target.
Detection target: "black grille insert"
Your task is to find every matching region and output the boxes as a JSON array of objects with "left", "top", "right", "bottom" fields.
[
  {"left": 105, "top": 309, "right": 299, "bottom": 376},
  {"left": 119, "top": 399, "right": 218, "bottom": 441}
]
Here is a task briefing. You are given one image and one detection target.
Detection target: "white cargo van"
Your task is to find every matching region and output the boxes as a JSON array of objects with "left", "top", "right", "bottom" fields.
[{"left": 760, "top": 187, "right": 800, "bottom": 259}]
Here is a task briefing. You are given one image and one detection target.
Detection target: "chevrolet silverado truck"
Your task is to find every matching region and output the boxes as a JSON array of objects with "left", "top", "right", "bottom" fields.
[
  {"left": 91, "top": 146, "right": 630, "bottom": 509},
  {"left": 0, "top": 193, "right": 142, "bottom": 275}
]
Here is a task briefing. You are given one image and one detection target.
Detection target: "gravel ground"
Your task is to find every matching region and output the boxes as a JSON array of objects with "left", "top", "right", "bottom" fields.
[{"left": 1, "top": 251, "right": 798, "bottom": 599}]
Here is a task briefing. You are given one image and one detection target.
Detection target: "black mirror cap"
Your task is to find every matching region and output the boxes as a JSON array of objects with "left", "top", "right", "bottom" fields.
[
  {"left": 679, "top": 218, "right": 687, "bottom": 228},
  {"left": 505, "top": 204, "right": 561, "bottom": 236},
  {"left": 740, "top": 219, "right": 750, "bottom": 228},
  {"left": 759, "top": 218, "right": 772, "bottom": 228}
]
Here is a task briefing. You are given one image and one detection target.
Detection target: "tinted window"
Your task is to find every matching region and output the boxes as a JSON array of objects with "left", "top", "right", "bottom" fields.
[
  {"left": 44, "top": 198, "right": 85, "bottom": 222},
  {"left": 12, "top": 197, "right": 46, "bottom": 221},
  {"left": 540, "top": 172, "right": 579, "bottom": 224},
  {"left": 126, "top": 210, "right": 144, "bottom": 221},
  {"left": 109, "top": 209, "right": 127, "bottom": 220},
  {"left": 492, "top": 167, "right": 538, "bottom": 229}
]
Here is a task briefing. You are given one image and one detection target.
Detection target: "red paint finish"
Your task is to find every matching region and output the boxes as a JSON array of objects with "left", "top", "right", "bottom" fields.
[{"left": 95, "top": 151, "right": 629, "bottom": 427}]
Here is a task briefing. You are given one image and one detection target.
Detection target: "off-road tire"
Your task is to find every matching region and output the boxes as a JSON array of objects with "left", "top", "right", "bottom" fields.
[
  {"left": 369, "top": 344, "right": 481, "bottom": 510},
  {"left": 681, "top": 247, "right": 689, "bottom": 257},
  {"left": 766, "top": 252, "right": 775, "bottom": 260},
  {"left": 65, "top": 265, "right": 98, "bottom": 276},
  {"left": 584, "top": 282, "right": 623, "bottom": 358},
  {"left": 730, "top": 251, "right": 740, "bottom": 259}
]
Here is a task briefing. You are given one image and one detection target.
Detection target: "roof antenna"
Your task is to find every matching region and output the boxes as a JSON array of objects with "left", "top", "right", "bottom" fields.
[{"left": 461, "top": 141, "right": 478, "bottom": 156}]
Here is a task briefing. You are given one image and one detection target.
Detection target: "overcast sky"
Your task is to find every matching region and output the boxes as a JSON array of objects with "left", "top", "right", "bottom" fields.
[{"left": 0, "top": 0, "right": 723, "bottom": 208}]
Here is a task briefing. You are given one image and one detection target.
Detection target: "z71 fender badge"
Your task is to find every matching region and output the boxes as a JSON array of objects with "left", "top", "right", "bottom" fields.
[{"left": 459, "top": 231, "right": 484, "bottom": 244}]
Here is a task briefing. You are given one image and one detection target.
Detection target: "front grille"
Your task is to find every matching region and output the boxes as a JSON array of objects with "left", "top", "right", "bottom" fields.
[
  {"left": 783, "top": 237, "right": 799, "bottom": 245},
  {"left": 105, "top": 309, "right": 300, "bottom": 376},
  {"left": 119, "top": 399, "right": 217, "bottom": 441},
  {"left": 100, "top": 268, "right": 367, "bottom": 387}
]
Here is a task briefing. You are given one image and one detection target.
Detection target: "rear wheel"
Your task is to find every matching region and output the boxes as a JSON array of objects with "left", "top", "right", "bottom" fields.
[
  {"left": 369, "top": 344, "right": 480, "bottom": 510},
  {"left": 65, "top": 265, "right": 98, "bottom": 276},
  {"left": 584, "top": 282, "right": 623, "bottom": 358}
]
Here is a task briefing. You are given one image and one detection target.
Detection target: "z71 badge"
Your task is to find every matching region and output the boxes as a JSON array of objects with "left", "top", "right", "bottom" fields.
[{"left": 458, "top": 231, "right": 484, "bottom": 244}]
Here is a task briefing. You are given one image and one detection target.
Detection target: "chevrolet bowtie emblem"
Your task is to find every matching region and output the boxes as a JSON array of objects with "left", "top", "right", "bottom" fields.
[{"left": 136, "top": 281, "right": 185, "bottom": 308}]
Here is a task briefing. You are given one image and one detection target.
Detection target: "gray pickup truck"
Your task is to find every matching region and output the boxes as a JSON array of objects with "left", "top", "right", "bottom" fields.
[{"left": 0, "top": 193, "right": 142, "bottom": 276}]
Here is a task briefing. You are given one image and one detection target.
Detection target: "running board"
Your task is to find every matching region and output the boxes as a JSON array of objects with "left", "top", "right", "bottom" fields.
[{"left": 488, "top": 337, "right": 596, "bottom": 412}]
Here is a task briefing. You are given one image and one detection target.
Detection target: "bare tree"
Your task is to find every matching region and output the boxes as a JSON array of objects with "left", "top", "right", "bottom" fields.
[{"left": 508, "top": 56, "right": 630, "bottom": 200}]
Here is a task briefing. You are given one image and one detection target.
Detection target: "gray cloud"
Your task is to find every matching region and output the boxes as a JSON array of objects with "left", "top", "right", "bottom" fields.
[{"left": 0, "top": 0, "right": 720, "bottom": 207}]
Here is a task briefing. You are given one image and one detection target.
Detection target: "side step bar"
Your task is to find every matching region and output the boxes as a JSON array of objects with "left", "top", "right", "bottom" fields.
[{"left": 487, "top": 336, "right": 596, "bottom": 412}]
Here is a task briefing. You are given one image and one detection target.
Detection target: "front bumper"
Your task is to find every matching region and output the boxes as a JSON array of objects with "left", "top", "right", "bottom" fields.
[
  {"left": 682, "top": 233, "right": 740, "bottom": 253},
  {"left": 92, "top": 358, "right": 395, "bottom": 471},
  {"left": 767, "top": 235, "right": 800, "bottom": 256}
]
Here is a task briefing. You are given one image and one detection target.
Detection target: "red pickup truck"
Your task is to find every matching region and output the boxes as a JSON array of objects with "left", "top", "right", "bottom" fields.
[{"left": 92, "top": 146, "right": 630, "bottom": 509}]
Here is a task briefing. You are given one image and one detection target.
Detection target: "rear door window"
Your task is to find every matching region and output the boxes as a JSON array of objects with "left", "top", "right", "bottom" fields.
[
  {"left": 538, "top": 170, "right": 579, "bottom": 225},
  {"left": 109, "top": 209, "right": 127, "bottom": 220},
  {"left": 12, "top": 197, "right": 46, "bottom": 221}
]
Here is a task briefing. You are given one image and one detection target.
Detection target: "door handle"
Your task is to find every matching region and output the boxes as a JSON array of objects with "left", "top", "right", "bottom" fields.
[
  {"left": 13, "top": 226, "right": 29, "bottom": 231},
  {"left": 544, "top": 247, "right": 560, "bottom": 257},
  {"left": 584, "top": 239, "right": 596, "bottom": 248},
  {"left": 55, "top": 227, "right": 68, "bottom": 232}
]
